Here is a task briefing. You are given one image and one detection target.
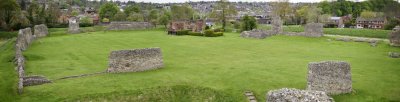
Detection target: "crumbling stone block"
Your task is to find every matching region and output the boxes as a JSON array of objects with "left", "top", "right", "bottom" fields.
[
  {"left": 107, "top": 22, "right": 153, "bottom": 30},
  {"left": 267, "top": 88, "right": 334, "bottom": 102},
  {"left": 271, "top": 16, "right": 283, "bottom": 34},
  {"left": 34, "top": 24, "right": 48, "bottom": 38},
  {"left": 107, "top": 48, "right": 164, "bottom": 73},
  {"left": 240, "top": 29, "right": 272, "bottom": 39},
  {"left": 16, "top": 28, "right": 34, "bottom": 51},
  {"left": 23, "top": 75, "right": 51, "bottom": 86},
  {"left": 307, "top": 61, "right": 352, "bottom": 95},
  {"left": 68, "top": 17, "right": 80, "bottom": 34},
  {"left": 304, "top": 23, "right": 324, "bottom": 37},
  {"left": 389, "top": 26, "right": 400, "bottom": 47},
  {"left": 389, "top": 52, "right": 400, "bottom": 58}
]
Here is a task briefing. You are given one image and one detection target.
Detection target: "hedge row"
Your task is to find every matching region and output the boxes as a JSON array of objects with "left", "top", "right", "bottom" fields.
[{"left": 174, "top": 29, "right": 223, "bottom": 37}]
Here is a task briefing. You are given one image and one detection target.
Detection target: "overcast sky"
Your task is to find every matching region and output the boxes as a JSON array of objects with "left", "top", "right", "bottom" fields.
[{"left": 112, "top": 0, "right": 366, "bottom": 3}]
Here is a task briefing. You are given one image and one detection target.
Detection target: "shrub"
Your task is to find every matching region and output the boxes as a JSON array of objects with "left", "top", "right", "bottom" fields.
[
  {"left": 189, "top": 31, "right": 203, "bottom": 36},
  {"left": 214, "top": 28, "right": 224, "bottom": 32},
  {"left": 47, "top": 23, "right": 68, "bottom": 28},
  {"left": 176, "top": 30, "right": 189, "bottom": 35},
  {"left": 102, "top": 18, "right": 110, "bottom": 23},
  {"left": 0, "top": 31, "right": 17, "bottom": 39},
  {"left": 79, "top": 23, "right": 94, "bottom": 27},
  {"left": 204, "top": 30, "right": 223, "bottom": 37},
  {"left": 204, "top": 30, "right": 214, "bottom": 37},
  {"left": 205, "top": 25, "right": 210, "bottom": 30},
  {"left": 214, "top": 32, "right": 224, "bottom": 36}
]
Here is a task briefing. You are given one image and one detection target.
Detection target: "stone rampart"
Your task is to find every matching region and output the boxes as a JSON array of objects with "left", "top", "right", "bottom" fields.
[
  {"left": 267, "top": 88, "right": 334, "bottom": 102},
  {"left": 307, "top": 61, "right": 352, "bottom": 95},
  {"left": 107, "top": 48, "right": 164, "bottom": 73},
  {"left": 34, "top": 24, "right": 49, "bottom": 38},
  {"left": 107, "top": 22, "right": 153, "bottom": 30}
]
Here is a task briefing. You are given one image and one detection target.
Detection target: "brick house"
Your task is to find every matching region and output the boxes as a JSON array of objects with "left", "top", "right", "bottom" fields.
[{"left": 356, "top": 17, "right": 386, "bottom": 29}]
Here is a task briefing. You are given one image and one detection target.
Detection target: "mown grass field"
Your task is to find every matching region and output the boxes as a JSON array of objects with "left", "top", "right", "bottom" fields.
[
  {"left": 0, "top": 28, "right": 399, "bottom": 102},
  {"left": 258, "top": 25, "right": 392, "bottom": 38}
]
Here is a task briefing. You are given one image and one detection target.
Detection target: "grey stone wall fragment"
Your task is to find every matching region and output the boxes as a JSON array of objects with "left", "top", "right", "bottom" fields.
[
  {"left": 107, "top": 22, "right": 153, "bottom": 30},
  {"left": 68, "top": 17, "right": 80, "bottom": 34},
  {"left": 34, "top": 24, "right": 49, "bottom": 38},
  {"left": 23, "top": 75, "right": 51, "bottom": 86},
  {"left": 307, "top": 61, "right": 352, "bottom": 95},
  {"left": 107, "top": 48, "right": 164, "bottom": 73},
  {"left": 267, "top": 88, "right": 334, "bottom": 102}
]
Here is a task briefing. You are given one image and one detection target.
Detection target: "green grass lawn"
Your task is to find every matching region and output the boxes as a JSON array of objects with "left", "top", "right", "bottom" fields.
[
  {"left": 258, "top": 25, "right": 392, "bottom": 38},
  {"left": 1, "top": 28, "right": 400, "bottom": 101}
]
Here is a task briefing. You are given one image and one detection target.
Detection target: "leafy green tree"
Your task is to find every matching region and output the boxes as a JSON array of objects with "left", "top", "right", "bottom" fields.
[
  {"left": 241, "top": 15, "right": 257, "bottom": 31},
  {"left": 296, "top": 6, "right": 309, "bottom": 24},
  {"left": 45, "top": 2, "right": 61, "bottom": 26},
  {"left": 0, "top": 0, "right": 30, "bottom": 30},
  {"left": 210, "top": 0, "right": 237, "bottom": 30},
  {"left": 171, "top": 4, "right": 194, "bottom": 20},
  {"left": 318, "top": 1, "right": 331, "bottom": 14},
  {"left": 112, "top": 11, "right": 127, "bottom": 21},
  {"left": 306, "top": 6, "right": 323, "bottom": 23},
  {"left": 360, "top": 10, "right": 377, "bottom": 19},
  {"left": 149, "top": 9, "right": 159, "bottom": 27},
  {"left": 71, "top": 10, "right": 79, "bottom": 17},
  {"left": 99, "top": 3, "right": 119, "bottom": 19},
  {"left": 127, "top": 13, "right": 144, "bottom": 22},
  {"left": 271, "top": 0, "right": 292, "bottom": 19},
  {"left": 158, "top": 10, "right": 171, "bottom": 28},
  {"left": 124, "top": 5, "right": 140, "bottom": 16}
]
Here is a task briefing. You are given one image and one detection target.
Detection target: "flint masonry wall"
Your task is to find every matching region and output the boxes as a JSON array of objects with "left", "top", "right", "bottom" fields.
[
  {"left": 307, "top": 61, "right": 352, "bottom": 95},
  {"left": 267, "top": 88, "right": 334, "bottom": 102},
  {"left": 389, "top": 26, "right": 400, "bottom": 47},
  {"left": 240, "top": 29, "right": 272, "bottom": 39},
  {"left": 107, "top": 48, "right": 164, "bottom": 73},
  {"left": 34, "top": 24, "right": 49, "bottom": 38},
  {"left": 14, "top": 25, "right": 51, "bottom": 94},
  {"left": 284, "top": 23, "right": 324, "bottom": 37},
  {"left": 68, "top": 17, "right": 80, "bottom": 34},
  {"left": 107, "top": 22, "right": 153, "bottom": 30}
]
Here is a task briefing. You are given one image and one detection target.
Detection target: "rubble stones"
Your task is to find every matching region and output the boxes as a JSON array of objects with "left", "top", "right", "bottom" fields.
[
  {"left": 107, "top": 48, "right": 164, "bottom": 73},
  {"left": 107, "top": 22, "right": 153, "bottom": 30},
  {"left": 23, "top": 75, "right": 51, "bottom": 86},
  {"left": 240, "top": 29, "right": 272, "bottom": 39},
  {"left": 389, "top": 52, "right": 400, "bottom": 58},
  {"left": 307, "top": 61, "right": 352, "bottom": 95},
  {"left": 266, "top": 88, "right": 334, "bottom": 102},
  {"left": 34, "top": 24, "right": 49, "bottom": 38},
  {"left": 68, "top": 17, "right": 80, "bottom": 34}
]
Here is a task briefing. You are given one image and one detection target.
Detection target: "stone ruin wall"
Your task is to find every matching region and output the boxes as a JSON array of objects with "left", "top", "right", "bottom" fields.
[
  {"left": 107, "top": 22, "right": 153, "bottom": 30},
  {"left": 68, "top": 17, "right": 80, "bottom": 34},
  {"left": 267, "top": 88, "right": 334, "bottom": 102},
  {"left": 107, "top": 48, "right": 164, "bottom": 73},
  {"left": 307, "top": 61, "right": 352, "bottom": 95},
  {"left": 271, "top": 16, "right": 283, "bottom": 35},
  {"left": 389, "top": 26, "right": 400, "bottom": 47},
  {"left": 240, "top": 29, "right": 272, "bottom": 39},
  {"left": 14, "top": 25, "right": 51, "bottom": 94},
  {"left": 34, "top": 24, "right": 49, "bottom": 38},
  {"left": 284, "top": 23, "right": 324, "bottom": 37},
  {"left": 304, "top": 23, "right": 324, "bottom": 37}
]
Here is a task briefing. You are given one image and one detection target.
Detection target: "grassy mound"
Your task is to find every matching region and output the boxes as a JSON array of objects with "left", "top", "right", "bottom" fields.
[{"left": 63, "top": 85, "right": 237, "bottom": 102}]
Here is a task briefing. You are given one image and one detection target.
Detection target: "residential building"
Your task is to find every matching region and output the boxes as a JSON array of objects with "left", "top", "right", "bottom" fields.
[{"left": 356, "top": 17, "right": 386, "bottom": 29}]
